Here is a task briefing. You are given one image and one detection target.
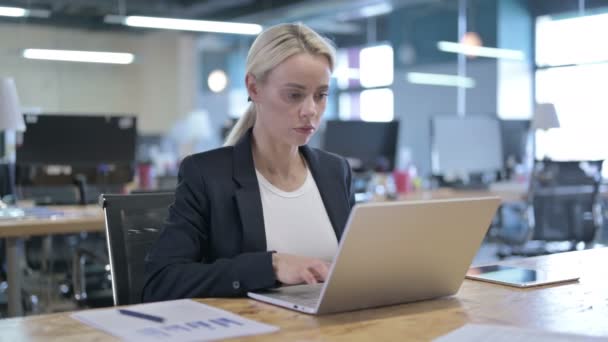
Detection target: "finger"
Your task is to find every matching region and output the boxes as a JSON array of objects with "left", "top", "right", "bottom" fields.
[
  {"left": 309, "top": 262, "right": 329, "bottom": 282},
  {"left": 299, "top": 269, "right": 318, "bottom": 284}
]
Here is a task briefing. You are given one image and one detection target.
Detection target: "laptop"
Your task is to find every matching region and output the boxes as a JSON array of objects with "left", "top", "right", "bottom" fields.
[{"left": 248, "top": 197, "right": 500, "bottom": 315}]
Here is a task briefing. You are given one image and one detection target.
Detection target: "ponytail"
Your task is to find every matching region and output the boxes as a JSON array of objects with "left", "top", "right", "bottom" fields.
[{"left": 223, "top": 104, "right": 256, "bottom": 146}]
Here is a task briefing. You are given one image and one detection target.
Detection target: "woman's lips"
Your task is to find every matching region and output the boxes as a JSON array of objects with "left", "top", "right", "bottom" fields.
[{"left": 294, "top": 126, "right": 315, "bottom": 134}]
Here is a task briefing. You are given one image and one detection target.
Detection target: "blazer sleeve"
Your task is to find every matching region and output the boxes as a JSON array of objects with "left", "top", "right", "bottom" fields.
[
  {"left": 343, "top": 157, "right": 356, "bottom": 210},
  {"left": 142, "top": 155, "right": 277, "bottom": 302}
]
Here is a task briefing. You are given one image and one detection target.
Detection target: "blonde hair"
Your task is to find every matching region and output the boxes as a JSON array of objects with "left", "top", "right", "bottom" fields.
[{"left": 224, "top": 23, "right": 336, "bottom": 146}]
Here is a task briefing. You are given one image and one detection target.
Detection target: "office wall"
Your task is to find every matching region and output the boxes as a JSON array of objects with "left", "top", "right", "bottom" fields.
[
  {"left": 388, "top": 2, "right": 500, "bottom": 177},
  {"left": 393, "top": 60, "right": 498, "bottom": 176},
  {"left": 0, "top": 23, "right": 199, "bottom": 134}
]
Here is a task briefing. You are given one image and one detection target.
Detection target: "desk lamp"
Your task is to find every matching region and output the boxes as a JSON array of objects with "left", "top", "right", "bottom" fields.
[
  {"left": 531, "top": 102, "right": 560, "bottom": 162},
  {"left": 526, "top": 103, "right": 560, "bottom": 201},
  {"left": 0, "top": 77, "right": 26, "bottom": 214}
]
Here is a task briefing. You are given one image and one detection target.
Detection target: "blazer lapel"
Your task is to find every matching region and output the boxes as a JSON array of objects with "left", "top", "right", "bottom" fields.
[
  {"left": 301, "top": 146, "right": 348, "bottom": 240},
  {"left": 232, "top": 130, "right": 267, "bottom": 252}
]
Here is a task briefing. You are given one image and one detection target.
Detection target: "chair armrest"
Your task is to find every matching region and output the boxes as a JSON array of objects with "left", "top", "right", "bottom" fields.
[{"left": 72, "top": 247, "right": 108, "bottom": 304}]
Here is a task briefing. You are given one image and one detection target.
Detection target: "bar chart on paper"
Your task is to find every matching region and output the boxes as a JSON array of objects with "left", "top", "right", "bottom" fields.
[{"left": 71, "top": 299, "right": 279, "bottom": 341}]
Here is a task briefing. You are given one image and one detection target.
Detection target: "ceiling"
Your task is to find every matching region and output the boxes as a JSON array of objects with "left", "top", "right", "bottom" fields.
[
  {"left": 5, "top": 0, "right": 315, "bottom": 21},
  {"left": 0, "top": 0, "right": 444, "bottom": 34},
  {"left": 4, "top": 0, "right": 602, "bottom": 36}
]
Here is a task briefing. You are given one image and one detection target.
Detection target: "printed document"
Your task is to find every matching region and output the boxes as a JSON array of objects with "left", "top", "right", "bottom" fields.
[
  {"left": 434, "top": 323, "right": 605, "bottom": 342},
  {"left": 71, "top": 299, "right": 279, "bottom": 341}
]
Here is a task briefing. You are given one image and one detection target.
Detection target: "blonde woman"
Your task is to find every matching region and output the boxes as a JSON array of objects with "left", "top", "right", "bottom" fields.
[{"left": 143, "top": 23, "right": 354, "bottom": 301}]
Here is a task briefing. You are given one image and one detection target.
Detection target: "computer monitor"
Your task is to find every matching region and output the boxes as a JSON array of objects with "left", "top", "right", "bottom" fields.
[
  {"left": 15, "top": 114, "right": 137, "bottom": 204},
  {"left": 0, "top": 131, "right": 4, "bottom": 159},
  {"left": 500, "top": 119, "right": 530, "bottom": 166},
  {"left": 431, "top": 116, "right": 503, "bottom": 176},
  {"left": 17, "top": 114, "right": 136, "bottom": 166},
  {"left": 323, "top": 120, "right": 400, "bottom": 171}
]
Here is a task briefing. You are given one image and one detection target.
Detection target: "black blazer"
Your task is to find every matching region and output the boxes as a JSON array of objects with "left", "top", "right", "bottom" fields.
[{"left": 142, "top": 129, "right": 355, "bottom": 302}]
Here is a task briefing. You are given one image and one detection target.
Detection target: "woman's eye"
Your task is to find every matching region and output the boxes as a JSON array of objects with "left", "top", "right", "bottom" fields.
[
  {"left": 316, "top": 93, "right": 328, "bottom": 100},
  {"left": 288, "top": 93, "right": 303, "bottom": 100}
]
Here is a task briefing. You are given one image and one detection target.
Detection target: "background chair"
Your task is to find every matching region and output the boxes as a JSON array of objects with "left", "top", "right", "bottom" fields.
[
  {"left": 71, "top": 243, "right": 112, "bottom": 309},
  {"left": 530, "top": 160, "right": 603, "bottom": 242},
  {"left": 100, "top": 192, "right": 174, "bottom": 306},
  {"left": 497, "top": 160, "right": 603, "bottom": 257}
]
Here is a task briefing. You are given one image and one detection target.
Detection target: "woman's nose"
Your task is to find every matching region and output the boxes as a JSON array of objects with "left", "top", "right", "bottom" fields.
[{"left": 300, "top": 96, "right": 317, "bottom": 118}]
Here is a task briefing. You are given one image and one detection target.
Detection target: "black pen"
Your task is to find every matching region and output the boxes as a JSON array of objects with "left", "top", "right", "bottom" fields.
[{"left": 118, "top": 309, "right": 166, "bottom": 323}]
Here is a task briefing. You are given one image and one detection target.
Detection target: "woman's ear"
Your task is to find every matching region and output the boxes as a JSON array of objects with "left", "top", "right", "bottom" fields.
[{"left": 245, "top": 73, "right": 259, "bottom": 102}]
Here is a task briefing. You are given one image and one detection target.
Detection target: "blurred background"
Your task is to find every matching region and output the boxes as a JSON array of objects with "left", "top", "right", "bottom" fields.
[
  {"left": 1, "top": 0, "right": 608, "bottom": 317},
  {"left": 1, "top": 0, "right": 607, "bottom": 184}
]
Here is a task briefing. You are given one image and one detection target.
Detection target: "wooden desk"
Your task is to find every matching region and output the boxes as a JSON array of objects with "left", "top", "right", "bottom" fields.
[
  {"left": 397, "top": 182, "right": 528, "bottom": 203},
  {"left": 1, "top": 248, "right": 606, "bottom": 340},
  {"left": 0, "top": 205, "right": 105, "bottom": 317},
  {"left": 399, "top": 182, "right": 608, "bottom": 204}
]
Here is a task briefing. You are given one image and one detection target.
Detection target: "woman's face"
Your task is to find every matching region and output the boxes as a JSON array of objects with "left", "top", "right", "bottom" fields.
[{"left": 249, "top": 53, "right": 331, "bottom": 147}]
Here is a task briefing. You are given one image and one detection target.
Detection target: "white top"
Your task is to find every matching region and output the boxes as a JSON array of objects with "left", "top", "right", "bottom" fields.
[{"left": 256, "top": 167, "right": 338, "bottom": 262}]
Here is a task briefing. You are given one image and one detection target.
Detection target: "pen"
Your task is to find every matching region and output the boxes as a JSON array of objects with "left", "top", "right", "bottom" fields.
[{"left": 118, "top": 309, "right": 166, "bottom": 323}]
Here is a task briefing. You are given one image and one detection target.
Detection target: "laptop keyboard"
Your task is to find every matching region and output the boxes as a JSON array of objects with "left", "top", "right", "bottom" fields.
[{"left": 266, "top": 283, "right": 323, "bottom": 308}]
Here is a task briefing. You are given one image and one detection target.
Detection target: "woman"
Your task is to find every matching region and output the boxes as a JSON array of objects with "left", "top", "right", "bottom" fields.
[{"left": 142, "top": 23, "right": 355, "bottom": 302}]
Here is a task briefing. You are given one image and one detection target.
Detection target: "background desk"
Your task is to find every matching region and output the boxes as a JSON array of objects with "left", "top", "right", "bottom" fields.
[
  {"left": 397, "top": 182, "right": 608, "bottom": 203},
  {"left": 0, "top": 205, "right": 105, "bottom": 317},
  {"left": 1, "top": 248, "right": 606, "bottom": 340},
  {"left": 397, "top": 182, "right": 528, "bottom": 203}
]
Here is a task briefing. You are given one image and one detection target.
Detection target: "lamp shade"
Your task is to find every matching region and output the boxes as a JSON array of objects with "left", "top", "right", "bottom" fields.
[
  {"left": 532, "top": 103, "right": 560, "bottom": 131},
  {"left": 0, "top": 77, "right": 26, "bottom": 132}
]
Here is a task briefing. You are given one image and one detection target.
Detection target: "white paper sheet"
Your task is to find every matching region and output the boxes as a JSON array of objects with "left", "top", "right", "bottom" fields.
[
  {"left": 434, "top": 323, "right": 605, "bottom": 342},
  {"left": 71, "top": 299, "right": 279, "bottom": 341}
]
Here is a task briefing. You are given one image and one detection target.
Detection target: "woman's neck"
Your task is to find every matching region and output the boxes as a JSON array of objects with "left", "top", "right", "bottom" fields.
[{"left": 252, "top": 125, "right": 306, "bottom": 186}]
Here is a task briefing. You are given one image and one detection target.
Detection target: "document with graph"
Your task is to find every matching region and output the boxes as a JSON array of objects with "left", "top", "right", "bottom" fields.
[{"left": 71, "top": 299, "right": 279, "bottom": 341}]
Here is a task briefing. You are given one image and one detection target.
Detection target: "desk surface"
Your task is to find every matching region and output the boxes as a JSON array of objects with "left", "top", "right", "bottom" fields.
[
  {"left": 398, "top": 182, "right": 527, "bottom": 203},
  {"left": 1, "top": 247, "right": 606, "bottom": 341},
  {"left": 0, "top": 205, "right": 105, "bottom": 238},
  {"left": 0, "top": 187, "right": 519, "bottom": 238},
  {"left": 399, "top": 182, "right": 608, "bottom": 204}
]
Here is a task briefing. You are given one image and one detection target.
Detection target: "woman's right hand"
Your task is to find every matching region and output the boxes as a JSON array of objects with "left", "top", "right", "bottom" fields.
[{"left": 272, "top": 253, "right": 331, "bottom": 285}]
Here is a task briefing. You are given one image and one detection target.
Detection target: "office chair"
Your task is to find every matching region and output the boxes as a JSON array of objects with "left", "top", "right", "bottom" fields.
[
  {"left": 497, "top": 160, "right": 603, "bottom": 257},
  {"left": 100, "top": 192, "right": 174, "bottom": 306},
  {"left": 71, "top": 243, "right": 113, "bottom": 309},
  {"left": 0, "top": 239, "right": 6, "bottom": 317}
]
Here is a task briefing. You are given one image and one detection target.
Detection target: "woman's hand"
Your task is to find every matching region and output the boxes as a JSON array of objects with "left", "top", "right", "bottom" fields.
[{"left": 272, "top": 253, "right": 331, "bottom": 285}]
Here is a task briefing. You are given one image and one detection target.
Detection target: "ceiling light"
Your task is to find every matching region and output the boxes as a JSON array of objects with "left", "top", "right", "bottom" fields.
[
  {"left": 406, "top": 72, "right": 475, "bottom": 88},
  {"left": 208, "top": 69, "right": 228, "bottom": 93},
  {"left": 336, "top": 3, "right": 393, "bottom": 21},
  {"left": 105, "top": 15, "right": 262, "bottom": 35},
  {"left": 23, "top": 49, "right": 135, "bottom": 64},
  {"left": 0, "top": 6, "right": 28, "bottom": 17},
  {"left": 359, "top": 3, "right": 393, "bottom": 18},
  {"left": 461, "top": 32, "right": 483, "bottom": 47},
  {"left": 437, "top": 41, "right": 525, "bottom": 60}
]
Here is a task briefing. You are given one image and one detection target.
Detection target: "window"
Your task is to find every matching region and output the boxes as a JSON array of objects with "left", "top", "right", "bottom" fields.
[
  {"left": 333, "top": 44, "right": 394, "bottom": 122},
  {"left": 534, "top": 11, "right": 608, "bottom": 173},
  {"left": 535, "top": 64, "right": 608, "bottom": 161},
  {"left": 536, "top": 13, "right": 608, "bottom": 67}
]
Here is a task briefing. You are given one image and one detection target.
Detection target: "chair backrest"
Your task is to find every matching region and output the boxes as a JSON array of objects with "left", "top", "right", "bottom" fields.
[
  {"left": 100, "top": 192, "right": 174, "bottom": 305},
  {"left": 530, "top": 160, "right": 603, "bottom": 242}
]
